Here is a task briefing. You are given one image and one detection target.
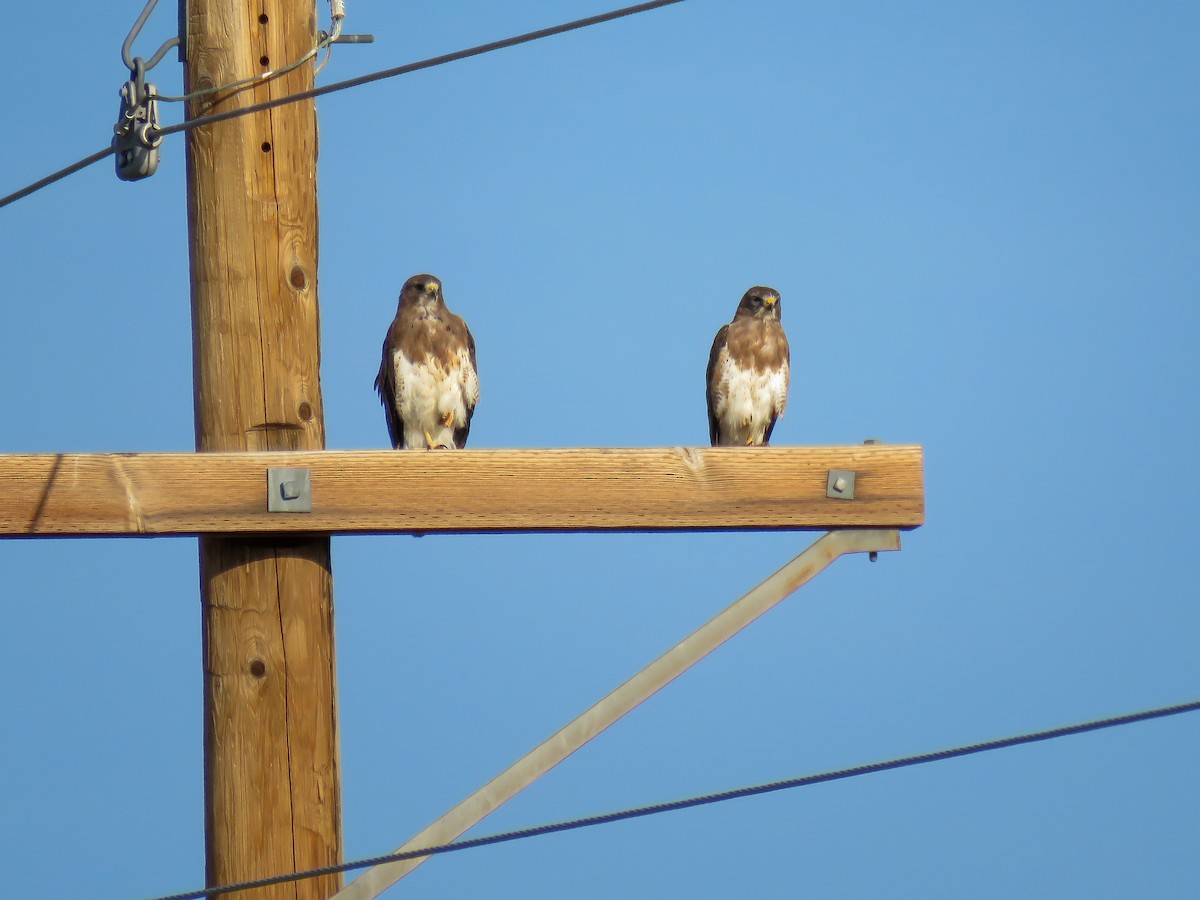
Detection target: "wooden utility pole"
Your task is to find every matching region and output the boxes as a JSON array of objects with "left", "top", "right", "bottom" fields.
[{"left": 183, "top": 0, "right": 341, "bottom": 897}]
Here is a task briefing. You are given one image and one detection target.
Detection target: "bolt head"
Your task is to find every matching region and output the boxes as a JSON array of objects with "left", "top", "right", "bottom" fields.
[{"left": 826, "top": 468, "right": 856, "bottom": 500}]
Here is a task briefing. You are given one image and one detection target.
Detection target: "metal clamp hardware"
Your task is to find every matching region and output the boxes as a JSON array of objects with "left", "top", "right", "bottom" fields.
[
  {"left": 267, "top": 468, "right": 312, "bottom": 513},
  {"left": 826, "top": 469, "right": 856, "bottom": 500},
  {"left": 112, "top": 58, "right": 163, "bottom": 181}
]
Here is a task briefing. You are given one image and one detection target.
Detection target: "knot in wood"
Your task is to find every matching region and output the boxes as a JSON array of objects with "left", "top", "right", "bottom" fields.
[{"left": 289, "top": 264, "right": 308, "bottom": 291}]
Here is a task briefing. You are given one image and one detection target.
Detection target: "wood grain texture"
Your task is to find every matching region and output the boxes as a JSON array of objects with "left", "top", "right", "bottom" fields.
[
  {"left": 0, "top": 445, "right": 924, "bottom": 536},
  {"left": 184, "top": 0, "right": 340, "bottom": 896}
]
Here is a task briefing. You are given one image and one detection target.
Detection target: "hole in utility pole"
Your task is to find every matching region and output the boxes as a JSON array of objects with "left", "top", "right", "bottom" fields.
[
  {"left": 249, "top": 659, "right": 267, "bottom": 678},
  {"left": 261, "top": 142, "right": 272, "bottom": 153},
  {"left": 260, "top": 55, "right": 270, "bottom": 67},
  {"left": 259, "top": 13, "right": 269, "bottom": 24}
]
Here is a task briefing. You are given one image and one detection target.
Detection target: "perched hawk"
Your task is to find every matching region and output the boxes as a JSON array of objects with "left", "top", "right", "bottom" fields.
[
  {"left": 375, "top": 274, "right": 479, "bottom": 449},
  {"left": 705, "top": 286, "right": 790, "bottom": 446}
]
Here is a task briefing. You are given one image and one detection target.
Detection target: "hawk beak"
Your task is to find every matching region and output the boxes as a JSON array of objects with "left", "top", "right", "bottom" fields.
[
  {"left": 763, "top": 296, "right": 777, "bottom": 307},
  {"left": 425, "top": 281, "right": 439, "bottom": 294}
]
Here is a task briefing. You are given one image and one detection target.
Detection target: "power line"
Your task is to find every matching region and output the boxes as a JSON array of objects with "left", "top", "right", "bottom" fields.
[
  {"left": 0, "top": 0, "right": 689, "bottom": 211},
  {"left": 153, "top": 0, "right": 689, "bottom": 138},
  {"left": 154, "top": 2, "right": 345, "bottom": 102},
  {"left": 0, "top": 146, "right": 120, "bottom": 210},
  {"left": 141, "top": 697, "right": 1200, "bottom": 900}
]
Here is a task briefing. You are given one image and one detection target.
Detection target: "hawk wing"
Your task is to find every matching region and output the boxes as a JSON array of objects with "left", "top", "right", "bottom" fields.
[
  {"left": 453, "top": 326, "right": 477, "bottom": 448},
  {"left": 374, "top": 329, "right": 404, "bottom": 449},
  {"left": 705, "top": 323, "right": 731, "bottom": 446}
]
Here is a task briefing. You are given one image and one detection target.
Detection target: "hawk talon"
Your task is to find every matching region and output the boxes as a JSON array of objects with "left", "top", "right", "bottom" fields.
[{"left": 442, "top": 410, "right": 455, "bottom": 428}]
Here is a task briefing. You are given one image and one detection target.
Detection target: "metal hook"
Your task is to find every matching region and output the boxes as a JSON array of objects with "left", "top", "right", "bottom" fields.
[
  {"left": 121, "top": 0, "right": 181, "bottom": 73},
  {"left": 133, "top": 56, "right": 146, "bottom": 106}
]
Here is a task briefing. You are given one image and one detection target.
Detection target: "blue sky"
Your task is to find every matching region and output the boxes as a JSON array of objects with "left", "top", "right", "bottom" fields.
[{"left": 1, "top": 1, "right": 1198, "bottom": 897}]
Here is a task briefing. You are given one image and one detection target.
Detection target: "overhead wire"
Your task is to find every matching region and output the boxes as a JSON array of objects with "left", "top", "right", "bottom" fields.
[
  {"left": 313, "top": 0, "right": 347, "bottom": 79},
  {"left": 11, "top": 2, "right": 1188, "bottom": 894},
  {"left": 0, "top": 0, "right": 689, "bottom": 211},
  {"left": 152, "top": 0, "right": 688, "bottom": 138},
  {"left": 154, "top": 11, "right": 344, "bottom": 102},
  {"left": 140, "top": 697, "right": 1200, "bottom": 900},
  {"left": 123, "top": 0, "right": 344, "bottom": 102},
  {"left": 0, "top": 146, "right": 121, "bottom": 210}
]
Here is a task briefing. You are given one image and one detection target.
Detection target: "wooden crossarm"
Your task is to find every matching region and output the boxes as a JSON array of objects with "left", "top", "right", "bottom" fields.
[{"left": 0, "top": 445, "right": 924, "bottom": 537}]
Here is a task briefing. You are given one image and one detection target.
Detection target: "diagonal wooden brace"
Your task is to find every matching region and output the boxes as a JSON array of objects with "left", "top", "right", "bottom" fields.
[{"left": 334, "top": 528, "right": 901, "bottom": 899}]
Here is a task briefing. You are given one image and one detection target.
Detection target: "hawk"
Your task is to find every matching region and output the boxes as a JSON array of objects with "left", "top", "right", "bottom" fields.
[
  {"left": 375, "top": 274, "right": 479, "bottom": 449},
  {"left": 705, "top": 286, "right": 790, "bottom": 446}
]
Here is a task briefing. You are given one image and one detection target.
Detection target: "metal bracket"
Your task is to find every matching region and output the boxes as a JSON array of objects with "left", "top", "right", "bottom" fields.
[
  {"left": 178, "top": 0, "right": 188, "bottom": 62},
  {"left": 267, "top": 467, "right": 312, "bottom": 513},
  {"left": 826, "top": 469, "right": 856, "bottom": 500},
  {"left": 318, "top": 30, "right": 375, "bottom": 44}
]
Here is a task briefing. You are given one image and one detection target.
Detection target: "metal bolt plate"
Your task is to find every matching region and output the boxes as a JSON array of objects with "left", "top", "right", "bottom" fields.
[
  {"left": 826, "top": 469, "right": 856, "bottom": 500},
  {"left": 267, "top": 467, "right": 312, "bottom": 513}
]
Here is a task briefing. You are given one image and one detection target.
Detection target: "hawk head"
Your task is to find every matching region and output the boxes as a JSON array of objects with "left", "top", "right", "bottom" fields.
[
  {"left": 399, "top": 273, "right": 444, "bottom": 310},
  {"left": 734, "top": 286, "right": 782, "bottom": 321}
]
